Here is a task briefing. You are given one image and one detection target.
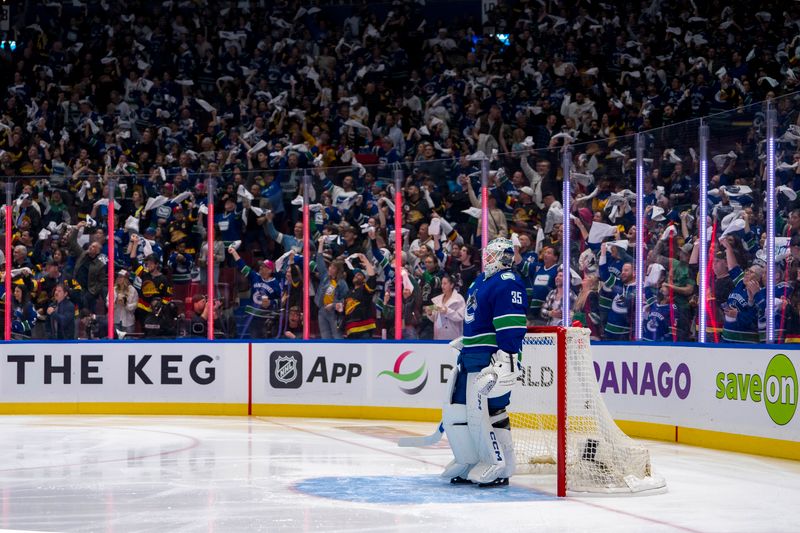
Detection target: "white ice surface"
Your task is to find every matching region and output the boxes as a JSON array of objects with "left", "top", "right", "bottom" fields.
[{"left": 0, "top": 415, "right": 797, "bottom": 532}]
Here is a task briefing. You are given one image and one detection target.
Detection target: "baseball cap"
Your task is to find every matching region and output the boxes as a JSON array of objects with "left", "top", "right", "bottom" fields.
[
  {"left": 262, "top": 259, "right": 275, "bottom": 270},
  {"left": 519, "top": 186, "right": 535, "bottom": 197}
]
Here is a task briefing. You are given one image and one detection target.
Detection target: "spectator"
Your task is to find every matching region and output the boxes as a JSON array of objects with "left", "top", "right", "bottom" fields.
[
  {"left": 112, "top": 270, "right": 138, "bottom": 336},
  {"left": 187, "top": 293, "right": 222, "bottom": 339},
  {"left": 467, "top": 178, "right": 507, "bottom": 240},
  {"left": 2, "top": 0, "right": 800, "bottom": 342},
  {"left": 47, "top": 284, "right": 75, "bottom": 340},
  {"left": 228, "top": 247, "right": 281, "bottom": 338},
  {"left": 528, "top": 245, "right": 559, "bottom": 324},
  {"left": 449, "top": 244, "right": 479, "bottom": 297},
  {"left": 142, "top": 296, "right": 177, "bottom": 338},
  {"left": 383, "top": 273, "right": 423, "bottom": 339},
  {"left": 343, "top": 253, "right": 377, "bottom": 339},
  {"left": 573, "top": 274, "right": 602, "bottom": 339},
  {"left": 720, "top": 235, "right": 760, "bottom": 344},
  {"left": 283, "top": 306, "right": 304, "bottom": 339},
  {"left": 66, "top": 223, "right": 108, "bottom": 313},
  {"left": 643, "top": 281, "right": 679, "bottom": 342},
  {"left": 427, "top": 274, "right": 465, "bottom": 340},
  {"left": 540, "top": 269, "right": 575, "bottom": 327},
  {"left": 10, "top": 285, "right": 36, "bottom": 339},
  {"left": 603, "top": 262, "right": 636, "bottom": 341},
  {"left": 315, "top": 236, "right": 348, "bottom": 339}
]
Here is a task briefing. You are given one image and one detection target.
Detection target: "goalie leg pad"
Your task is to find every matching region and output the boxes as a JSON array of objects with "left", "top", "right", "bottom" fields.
[
  {"left": 490, "top": 410, "right": 516, "bottom": 479},
  {"left": 442, "top": 367, "right": 479, "bottom": 480},
  {"left": 465, "top": 372, "right": 510, "bottom": 484},
  {"left": 442, "top": 404, "right": 479, "bottom": 479}
]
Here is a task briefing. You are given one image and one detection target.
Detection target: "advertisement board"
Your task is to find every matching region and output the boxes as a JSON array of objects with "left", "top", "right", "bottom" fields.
[
  {"left": 251, "top": 342, "right": 454, "bottom": 416},
  {"left": 591, "top": 344, "right": 800, "bottom": 449},
  {"left": 0, "top": 339, "right": 797, "bottom": 459},
  {"left": 0, "top": 343, "right": 248, "bottom": 413}
]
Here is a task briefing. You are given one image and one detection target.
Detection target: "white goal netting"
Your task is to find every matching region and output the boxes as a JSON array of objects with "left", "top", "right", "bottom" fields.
[{"left": 508, "top": 327, "right": 666, "bottom": 494}]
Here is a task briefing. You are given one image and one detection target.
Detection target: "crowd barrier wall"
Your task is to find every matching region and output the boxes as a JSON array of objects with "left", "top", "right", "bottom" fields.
[{"left": 1, "top": 340, "right": 798, "bottom": 460}]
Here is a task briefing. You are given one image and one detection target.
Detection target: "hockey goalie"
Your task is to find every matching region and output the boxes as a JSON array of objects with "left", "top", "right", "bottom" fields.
[{"left": 442, "top": 237, "right": 528, "bottom": 487}]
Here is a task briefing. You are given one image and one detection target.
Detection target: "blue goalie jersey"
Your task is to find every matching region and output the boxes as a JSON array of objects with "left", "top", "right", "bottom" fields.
[{"left": 461, "top": 270, "right": 529, "bottom": 362}]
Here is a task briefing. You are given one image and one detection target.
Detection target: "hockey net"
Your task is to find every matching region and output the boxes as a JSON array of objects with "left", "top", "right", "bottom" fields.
[{"left": 508, "top": 326, "right": 666, "bottom": 495}]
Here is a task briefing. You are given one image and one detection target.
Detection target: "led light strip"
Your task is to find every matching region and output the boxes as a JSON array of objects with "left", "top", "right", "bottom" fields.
[
  {"left": 561, "top": 146, "right": 571, "bottom": 326},
  {"left": 766, "top": 105, "right": 776, "bottom": 343},
  {"left": 635, "top": 134, "right": 645, "bottom": 340},
  {"left": 698, "top": 122, "right": 709, "bottom": 343}
]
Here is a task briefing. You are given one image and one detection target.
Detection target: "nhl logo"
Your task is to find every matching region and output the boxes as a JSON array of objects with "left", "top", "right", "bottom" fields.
[
  {"left": 269, "top": 351, "right": 303, "bottom": 388},
  {"left": 275, "top": 355, "right": 298, "bottom": 384}
]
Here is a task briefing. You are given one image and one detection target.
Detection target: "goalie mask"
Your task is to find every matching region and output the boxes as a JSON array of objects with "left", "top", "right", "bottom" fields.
[{"left": 482, "top": 238, "right": 514, "bottom": 278}]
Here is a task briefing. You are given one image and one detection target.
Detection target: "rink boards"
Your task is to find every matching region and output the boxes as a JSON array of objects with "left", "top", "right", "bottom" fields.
[{"left": 0, "top": 340, "right": 798, "bottom": 461}]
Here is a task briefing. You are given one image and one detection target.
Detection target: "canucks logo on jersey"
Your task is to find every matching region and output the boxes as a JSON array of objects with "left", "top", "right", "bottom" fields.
[{"left": 465, "top": 291, "right": 478, "bottom": 324}]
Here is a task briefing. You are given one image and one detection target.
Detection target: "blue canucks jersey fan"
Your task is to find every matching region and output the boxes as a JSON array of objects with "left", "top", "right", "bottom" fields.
[
  {"left": 228, "top": 246, "right": 282, "bottom": 338},
  {"left": 603, "top": 261, "right": 636, "bottom": 340},
  {"left": 720, "top": 237, "right": 759, "bottom": 344},
  {"left": 442, "top": 238, "right": 528, "bottom": 488},
  {"left": 643, "top": 284, "right": 678, "bottom": 342}
]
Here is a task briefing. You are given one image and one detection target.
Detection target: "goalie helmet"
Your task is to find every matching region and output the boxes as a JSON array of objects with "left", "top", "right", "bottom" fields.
[{"left": 482, "top": 237, "right": 514, "bottom": 278}]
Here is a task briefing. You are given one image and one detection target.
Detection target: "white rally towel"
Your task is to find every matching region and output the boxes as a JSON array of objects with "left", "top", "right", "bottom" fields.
[
  {"left": 462, "top": 207, "right": 482, "bottom": 219},
  {"left": 607, "top": 239, "right": 629, "bottom": 251},
  {"left": 587, "top": 222, "right": 617, "bottom": 244},
  {"left": 124, "top": 216, "right": 140, "bottom": 233}
]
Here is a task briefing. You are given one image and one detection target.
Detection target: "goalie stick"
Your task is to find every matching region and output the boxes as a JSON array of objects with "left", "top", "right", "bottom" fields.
[{"left": 398, "top": 422, "right": 444, "bottom": 447}]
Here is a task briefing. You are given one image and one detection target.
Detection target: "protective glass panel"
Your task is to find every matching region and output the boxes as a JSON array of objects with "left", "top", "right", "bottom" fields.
[
  {"left": 506, "top": 144, "right": 561, "bottom": 329},
  {"left": 774, "top": 95, "right": 800, "bottom": 344},
  {"left": 708, "top": 100, "right": 770, "bottom": 344},
  {"left": 568, "top": 133, "right": 637, "bottom": 341},
  {"left": 217, "top": 167, "right": 277, "bottom": 340},
  {"left": 639, "top": 118, "right": 700, "bottom": 343},
  {"left": 3, "top": 93, "right": 786, "bottom": 347}
]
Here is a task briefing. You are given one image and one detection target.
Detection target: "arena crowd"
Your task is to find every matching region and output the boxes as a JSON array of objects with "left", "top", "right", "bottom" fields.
[{"left": 2, "top": 0, "right": 800, "bottom": 342}]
